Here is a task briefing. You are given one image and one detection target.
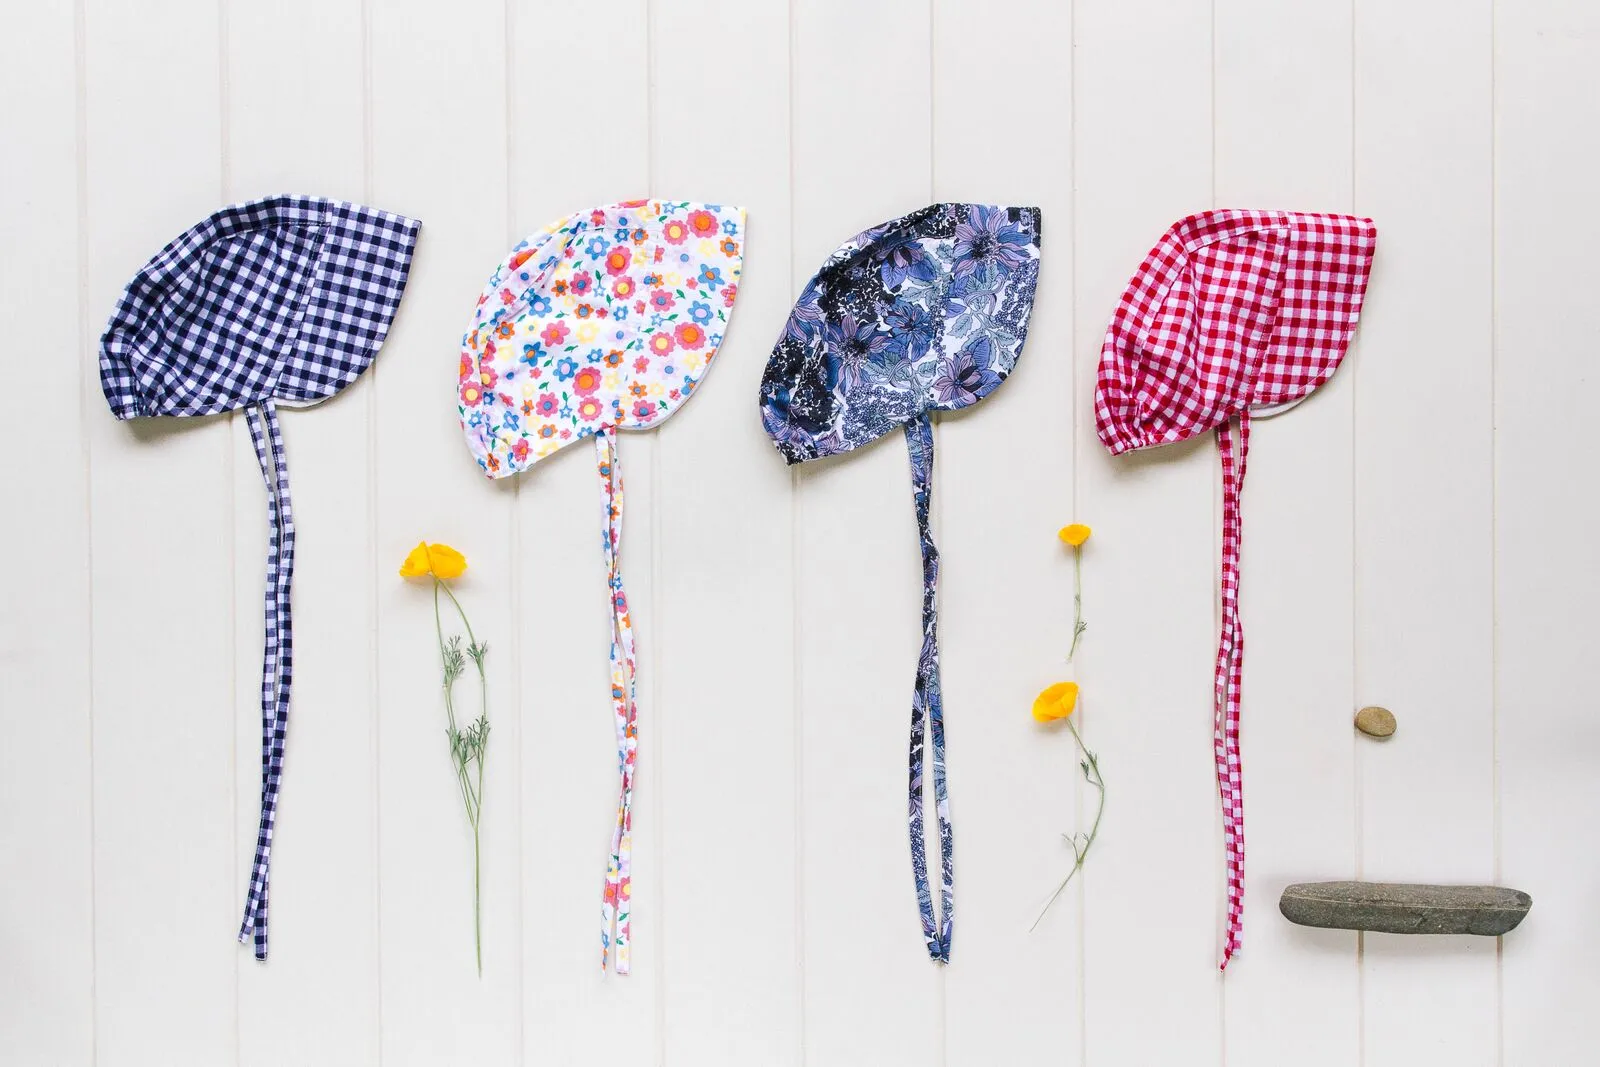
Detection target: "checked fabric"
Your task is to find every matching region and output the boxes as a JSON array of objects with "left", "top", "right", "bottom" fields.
[
  {"left": 1095, "top": 209, "right": 1376, "bottom": 968},
  {"left": 761, "top": 203, "right": 1043, "bottom": 963},
  {"left": 99, "top": 195, "right": 421, "bottom": 959}
]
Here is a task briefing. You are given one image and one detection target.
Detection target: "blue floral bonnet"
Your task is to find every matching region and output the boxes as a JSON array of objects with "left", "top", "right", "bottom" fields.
[{"left": 758, "top": 202, "right": 1043, "bottom": 963}]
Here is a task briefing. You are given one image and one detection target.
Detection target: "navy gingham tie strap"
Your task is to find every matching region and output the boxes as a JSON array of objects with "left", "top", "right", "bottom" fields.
[
  {"left": 240, "top": 400, "right": 295, "bottom": 959},
  {"left": 906, "top": 413, "right": 953, "bottom": 962}
]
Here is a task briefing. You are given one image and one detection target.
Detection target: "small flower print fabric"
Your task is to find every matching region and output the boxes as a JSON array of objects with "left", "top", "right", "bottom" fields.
[
  {"left": 1095, "top": 209, "right": 1376, "bottom": 968},
  {"left": 99, "top": 195, "right": 421, "bottom": 961},
  {"left": 761, "top": 203, "right": 1043, "bottom": 963},
  {"left": 459, "top": 199, "right": 745, "bottom": 974},
  {"left": 460, "top": 200, "right": 744, "bottom": 474}
]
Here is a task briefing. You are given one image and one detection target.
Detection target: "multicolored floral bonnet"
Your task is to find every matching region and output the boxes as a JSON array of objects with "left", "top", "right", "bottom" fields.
[
  {"left": 99, "top": 195, "right": 422, "bottom": 959},
  {"left": 760, "top": 203, "right": 1043, "bottom": 962},
  {"left": 1096, "top": 209, "right": 1377, "bottom": 968},
  {"left": 459, "top": 199, "right": 745, "bottom": 974}
]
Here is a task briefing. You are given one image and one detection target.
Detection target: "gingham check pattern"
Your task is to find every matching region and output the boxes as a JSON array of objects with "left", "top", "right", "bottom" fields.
[
  {"left": 101, "top": 197, "right": 421, "bottom": 419},
  {"left": 98, "top": 196, "right": 420, "bottom": 960},
  {"left": 1095, "top": 210, "right": 1376, "bottom": 969},
  {"left": 241, "top": 402, "right": 295, "bottom": 958}
]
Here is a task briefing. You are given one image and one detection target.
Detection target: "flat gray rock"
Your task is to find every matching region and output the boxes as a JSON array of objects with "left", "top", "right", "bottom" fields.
[{"left": 1279, "top": 881, "right": 1531, "bottom": 936}]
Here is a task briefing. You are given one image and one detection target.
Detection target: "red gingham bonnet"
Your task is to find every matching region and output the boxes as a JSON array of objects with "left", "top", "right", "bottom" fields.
[{"left": 1096, "top": 209, "right": 1377, "bottom": 968}]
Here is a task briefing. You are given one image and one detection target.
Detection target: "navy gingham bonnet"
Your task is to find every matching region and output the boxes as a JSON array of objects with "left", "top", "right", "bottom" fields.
[
  {"left": 759, "top": 202, "right": 1043, "bottom": 962},
  {"left": 100, "top": 195, "right": 421, "bottom": 959}
]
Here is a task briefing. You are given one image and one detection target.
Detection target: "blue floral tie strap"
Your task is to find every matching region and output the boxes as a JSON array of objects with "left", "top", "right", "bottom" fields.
[
  {"left": 906, "top": 413, "right": 953, "bottom": 962},
  {"left": 596, "top": 431, "right": 639, "bottom": 974},
  {"left": 240, "top": 400, "right": 295, "bottom": 959}
]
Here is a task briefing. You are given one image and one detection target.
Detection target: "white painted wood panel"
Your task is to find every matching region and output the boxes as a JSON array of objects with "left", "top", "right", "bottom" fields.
[
  {"left": 932, "top": 3, "right": 1079, "bottom": 1065},
  {"left": 224, "top": 3, "right": 382, "bottom": 1063},
  {"left": 790, "top": 4, "right": 940, "bottom": 1063},
  {"left": 369, "top": 2, "right": 521, "bottom": 1062},
  {"left": 1074, "top": 1, "right": 1225, "bottom": 1062},
  {"left": 2, "top": 2, "right": 1592, "bottom": 1065},
  {"left": 1496, "top": 3, "right": 1600, "bottom": 1065},
  {"left": 1353, "top": 3, "right": 1499, "bottom": 1064},
  {"left": 1215, "top": 1, "right": 1360, "bottom": 1063},
  {"left": 0, "top": 3, "right": 95, "bottom": 1064},
  {"left": 80, "top": 2, "right": 237, "bottom": 1062},
  {"left": 650, "top": 3, "right": 802, "bottom": 1064}
]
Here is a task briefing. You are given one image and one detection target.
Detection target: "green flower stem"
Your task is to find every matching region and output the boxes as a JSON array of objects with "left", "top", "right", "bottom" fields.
[
  {"left": 1030, "top": 715, "right": 1105, "bottom": 932},
  {"left": 433, "top": 576, "right": 489, "bottom": 976},
  {"left": 1067, "top": 545, "right": 1087, "bottom": 662}
]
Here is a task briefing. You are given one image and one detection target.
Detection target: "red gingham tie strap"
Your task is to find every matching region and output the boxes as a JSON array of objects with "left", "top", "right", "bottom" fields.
[{"left": 1214, "top": 411, "right": 1249, "bottom": 968}]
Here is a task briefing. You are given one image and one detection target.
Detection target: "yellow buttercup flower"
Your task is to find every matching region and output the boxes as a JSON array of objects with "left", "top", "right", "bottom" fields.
[
  {"left": 1032, "top": 681, "right": 1079, "bottom": 723},
  {"left": 399, "top": 541, "right": 467, "bottom": 580},
  {"left": 399, "top": 537, "right": 489, "bottom": 973},
  {"left": 1060, "top": 522, "right": 1092, "bottom": 660}
]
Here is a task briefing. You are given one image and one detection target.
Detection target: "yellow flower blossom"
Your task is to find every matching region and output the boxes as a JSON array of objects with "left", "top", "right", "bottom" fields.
[
  {"left": 1032, "top": 681, "right": 1079, "bottom": 723},
  {"left": 1059, "top": 523, "right": 1092, "bottom": 547},
  {"left": 399, "top": 542, "right": 467, "bottom": 580}
]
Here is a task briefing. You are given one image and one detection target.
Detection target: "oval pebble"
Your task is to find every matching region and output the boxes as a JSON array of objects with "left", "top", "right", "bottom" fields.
[{"left": 1355, "top": 705, "right": 1397, "bottom": 738}]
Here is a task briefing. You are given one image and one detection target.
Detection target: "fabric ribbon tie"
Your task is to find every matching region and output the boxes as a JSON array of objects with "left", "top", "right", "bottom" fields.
[
  {"left": 239, "top": 400, "right": 295, "bottom": 960},
  {"left": 1214, "top": 410, "right": 1250, "bottom": 969},
  {"left": 596, "top": 431, "right": 638, "bottom": 975},
  {"left": 905, "top": 413, "right": 954, "bottom": 963}
]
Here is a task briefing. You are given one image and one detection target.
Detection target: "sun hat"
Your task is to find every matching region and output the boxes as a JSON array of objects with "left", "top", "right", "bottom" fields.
[
  {"left": 458, "top": 198, "right": 745, "bottom": 973},
  {"left": 760, "top": 202, "right": 1043, "bottom": 962},
  {"left": 99, "top": 194, "right": 421, "bottom": 958},
  {"left": 1095, "top": 208, "right": 1377, "bottom": 967}
]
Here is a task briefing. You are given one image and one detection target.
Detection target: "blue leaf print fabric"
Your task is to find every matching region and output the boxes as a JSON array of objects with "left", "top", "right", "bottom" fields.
[{"left": 759, "top": 203, "right": 1043, "bottom": 963}]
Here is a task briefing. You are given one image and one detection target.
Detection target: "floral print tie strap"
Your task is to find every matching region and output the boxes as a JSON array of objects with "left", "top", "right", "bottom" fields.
[
  {"left": 906, "top": 413, "right": 954, "bottom": 962},
  {"left": 1214, "top": 411, "right": 1249, "bottom": 968},
  {"left": 760, "top": 205, "right": 1041, "bottom": 960},
  {"left": 240, "top": 400, "right": 295, "bottom": 960},
  {"left": 457, "top": 202, "right": 746, "bottom": 976},
  {"left": 597, "top": 431, "right": 638, "bottom": 974}
]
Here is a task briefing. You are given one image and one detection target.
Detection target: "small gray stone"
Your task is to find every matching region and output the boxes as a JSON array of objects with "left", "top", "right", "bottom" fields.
[
  {"left": 1279, "top": 881, "right": 1532, "bottom": 936},
  {"left": 1355, "top": 705, "right": 1397, "bottom": 738}
]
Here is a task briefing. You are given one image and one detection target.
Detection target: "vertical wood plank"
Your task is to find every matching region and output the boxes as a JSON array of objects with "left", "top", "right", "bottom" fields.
[
  {"left": 1353, "top": 5, "right": 1498, "bottom": 1065},
  {"left": 1213, "top": 2, "right": 1361, "bottom": 1063},
  {"left": 649, "top": 2, "right": 801, "bottom": 1063},
  {"left": 370, "top": 1, "right": 520, "bottom": 1061},
  {"left": 931, "top": 2, "right": 1079, "bottom": 1063},
  {"left": 0, "top": 1, "right": 95, "bottom": 1062},
  {"left": 1495, "top": 1, "right": 1600, "bottom": 1061},
  {"left": 1074, "top": 1, "right": 1223, "bottom": 1061},
  {"left": 223, "top": 1, "right": 381, "bottom": 1062},
  {"left": 81, "top": 1, "right": 238, "bottom": 1062},
  {"left": 790, "top": 2, "right": 940, "bottom": 1063},
  {"left": 504, "top": 3, "right": 659, "bottom": 1062}
]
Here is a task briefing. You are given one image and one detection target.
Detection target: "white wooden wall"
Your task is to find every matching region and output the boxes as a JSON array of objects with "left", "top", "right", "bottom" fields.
[{"left": 1, "top": 1, "right": 1594, "bottom": 1064}]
